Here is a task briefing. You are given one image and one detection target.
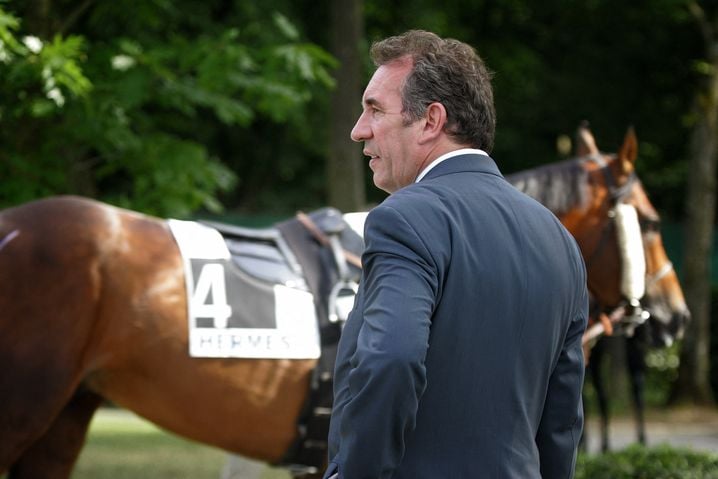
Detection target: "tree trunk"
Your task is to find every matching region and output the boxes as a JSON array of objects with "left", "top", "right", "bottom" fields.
[
  {"left": 673, "top": 1, "right": 717, "bottom": 405},
  {"left": 327, "top": 0, "right": 366, "bottom": 212},
  {"left": 22, "top": 0, "right": 54, "bottom": 37}
]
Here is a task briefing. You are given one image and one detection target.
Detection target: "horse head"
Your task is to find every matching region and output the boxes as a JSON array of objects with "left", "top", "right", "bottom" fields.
[{"left": 573, "top": 124, "right": 690, "bottom": 347}]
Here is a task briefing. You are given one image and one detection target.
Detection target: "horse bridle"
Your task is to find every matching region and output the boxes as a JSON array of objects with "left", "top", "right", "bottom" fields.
[{"left": 582, "top": 154, "right": 674, "bottom": 341}]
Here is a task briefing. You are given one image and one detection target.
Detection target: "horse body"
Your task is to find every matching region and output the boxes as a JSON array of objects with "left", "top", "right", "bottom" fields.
[
  {"left": 0, "top": 196, "right": 314, "bottom": 477},
  {"left": 541, "top": 126, "right": 688, "bottom": 451}
]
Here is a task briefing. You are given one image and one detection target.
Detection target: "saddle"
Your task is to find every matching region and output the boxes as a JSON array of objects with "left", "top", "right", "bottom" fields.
[
  {"left": 201, "top": 207, "right": 362, "bottom": 306},
  {"left": 202, "top": 207, "right": 364, "bottom": 473},
  {"left": 200, "top": 220, "right": 306, "bottom": 287}
]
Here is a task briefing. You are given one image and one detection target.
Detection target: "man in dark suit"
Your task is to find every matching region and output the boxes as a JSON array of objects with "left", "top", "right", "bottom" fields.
[{"left": 324, "top": 30, "right": 587, "bottom": 479}]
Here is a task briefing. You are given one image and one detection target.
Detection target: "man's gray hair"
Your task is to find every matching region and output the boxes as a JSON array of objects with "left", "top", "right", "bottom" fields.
[{"left": 370, "top": 30, "right": 496, "bottom": 152}]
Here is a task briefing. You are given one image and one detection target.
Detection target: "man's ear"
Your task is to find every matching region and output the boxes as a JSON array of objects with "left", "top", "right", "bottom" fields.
[{"left": 419, "top": 102, "right": 447, "bottom": 144}]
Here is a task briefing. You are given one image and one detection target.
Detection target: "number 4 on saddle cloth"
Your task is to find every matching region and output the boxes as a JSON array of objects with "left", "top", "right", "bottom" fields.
[{"left": 168, "top": 207, "right": 364, "bottom": 360}]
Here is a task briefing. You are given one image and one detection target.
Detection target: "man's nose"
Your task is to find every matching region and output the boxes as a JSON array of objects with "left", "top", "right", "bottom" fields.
[{"left": 350, "top": 111, "right": 371, "bottom": 142}]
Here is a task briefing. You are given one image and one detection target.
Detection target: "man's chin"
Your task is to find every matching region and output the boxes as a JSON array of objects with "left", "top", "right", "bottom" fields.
[{"left": 374, "top": 179, "right": 397, "bottom": 194}]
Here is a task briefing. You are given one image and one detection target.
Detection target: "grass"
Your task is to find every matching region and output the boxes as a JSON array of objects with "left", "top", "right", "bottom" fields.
[
  {"left": 1, "top": 408, "right": 293, "bottom": 479},
  {"left": 73, "top": 408, "right": 228, "bottom": 479}
]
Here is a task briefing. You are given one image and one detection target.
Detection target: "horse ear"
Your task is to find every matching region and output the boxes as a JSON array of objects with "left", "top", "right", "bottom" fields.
[
  {"left": 618, "top": 126, "right": 638, "bottom": 174},
  {"left": 575, "top": 121, "right": 599, "bottom": 156}
]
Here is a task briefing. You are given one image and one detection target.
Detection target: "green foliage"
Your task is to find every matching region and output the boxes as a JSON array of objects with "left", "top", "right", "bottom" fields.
[
  {"left": 576, "top": 445, "right": 718, "bottom": 479},
  {"left": 645, "top": 342, "right": 682, "bottom": 405},
  {"left": 0, "top": 1, "right": 336, "bottom": 217},
  {"left": 96, "top": 134, "right": 235, "bottom": 217},
  {"left": 0, "top": 14, "right": 90, "bottom": 115},
  {"left": 0, "top": 0, "right": 708, "bottom": 217}
]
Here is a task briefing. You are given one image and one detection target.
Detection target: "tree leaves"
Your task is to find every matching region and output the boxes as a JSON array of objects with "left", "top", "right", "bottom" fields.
[{"left": 0, "top": 2, "right": 336, "bottom": 217}]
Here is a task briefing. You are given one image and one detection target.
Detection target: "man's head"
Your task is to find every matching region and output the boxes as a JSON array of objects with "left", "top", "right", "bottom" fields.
[{"left": 351, "top": 30, "right": 496, "bottom": 193}]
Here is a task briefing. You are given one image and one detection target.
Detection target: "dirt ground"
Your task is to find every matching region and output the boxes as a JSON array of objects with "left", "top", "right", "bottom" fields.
[{"left": 582, "top": 406, "right": 718, "bottom": 454}]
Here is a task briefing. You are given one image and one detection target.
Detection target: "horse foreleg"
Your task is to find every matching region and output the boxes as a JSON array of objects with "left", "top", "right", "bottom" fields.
[
  {"left": 588, "top": 340, "right": 611, "bottom": 452},
  {"left": 626, "top": 334, "right": 647, "bottom": 445},
  {"left": 8, "top": 388, "right": 103, "bottom": 479},
  {"left": 578, "top": 393, "right": 588, "bottom": 451}
]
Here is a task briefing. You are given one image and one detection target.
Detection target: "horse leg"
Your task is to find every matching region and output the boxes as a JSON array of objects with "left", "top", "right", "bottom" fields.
[
  {"left": 294, "top": 472, "right": 324, "bottom": 479},
  {"left": 626, "top": 332, "right": 647, "bottom": 445},
  {"left": 579, "top": 392, "right": 589, "bottom": 452},
  {"left": 588, "top": 339, "right": 611, "bottom": 452},
  {"left": 8, "top": 388, "right": 103, "bottom": 479}
]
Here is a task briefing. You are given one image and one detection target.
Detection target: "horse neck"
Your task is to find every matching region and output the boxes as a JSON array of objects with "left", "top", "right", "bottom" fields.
[
  {"left": 507, "top": 158, "right": 618, "bottom": 282},
  {"left": 506, "top": 157, "right": 592, "bottom": 221}
]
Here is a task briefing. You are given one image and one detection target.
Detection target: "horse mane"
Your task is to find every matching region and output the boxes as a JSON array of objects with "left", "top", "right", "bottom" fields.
[{"left": 505, "top": 157, "right": 590, "bottom": 215}]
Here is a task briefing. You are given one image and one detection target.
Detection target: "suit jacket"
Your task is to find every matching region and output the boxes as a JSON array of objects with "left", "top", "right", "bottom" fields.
[{"left": 324, "top": 154, "right": 588, "bottom": 479}]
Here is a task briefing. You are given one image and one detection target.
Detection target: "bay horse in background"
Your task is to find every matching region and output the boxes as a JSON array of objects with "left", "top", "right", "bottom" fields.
[
  {"left": 507, "top": 124, "right": 690, "bottom": 453},
  {"left": 0, "top": 126, "right": 687, "bottom": 478}
]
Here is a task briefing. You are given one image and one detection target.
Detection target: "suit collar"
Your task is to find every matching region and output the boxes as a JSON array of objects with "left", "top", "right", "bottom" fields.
[{"left": 419, "top": 153, "right": 503, "bottom": 182}]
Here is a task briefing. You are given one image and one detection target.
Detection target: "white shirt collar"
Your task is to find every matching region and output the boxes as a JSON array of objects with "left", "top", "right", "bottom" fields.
[{"left": 415, "top": 148, "right": 489, "bottom": 183}]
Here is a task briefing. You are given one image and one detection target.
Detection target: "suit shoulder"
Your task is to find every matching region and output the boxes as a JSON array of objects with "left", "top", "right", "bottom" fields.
[{"left": 373, "top": 185, "right": 448, "bottom": 225}]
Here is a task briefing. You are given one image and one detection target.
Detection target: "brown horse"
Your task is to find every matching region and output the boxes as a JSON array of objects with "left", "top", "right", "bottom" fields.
[
  {"left": 576, "top": 125, "right": 689, "bottom": 452},
  {"left": 507, "top": 124, "right": 690, "bottom": 453},
  {"left": 0, "top": 127, "right": 687, "bottom": 478}
]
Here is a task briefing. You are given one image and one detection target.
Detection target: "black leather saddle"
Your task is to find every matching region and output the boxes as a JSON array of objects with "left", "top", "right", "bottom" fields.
[{"left": 199, "top": 207, "right": 363, "bottom": 290}]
